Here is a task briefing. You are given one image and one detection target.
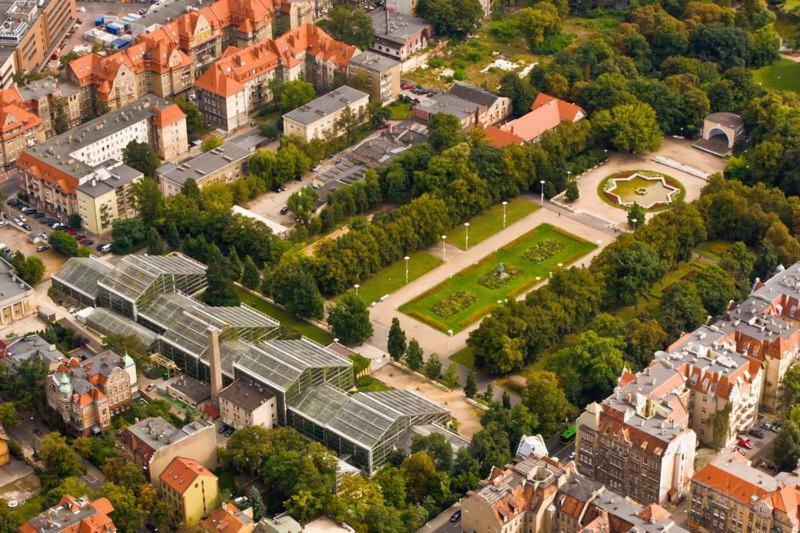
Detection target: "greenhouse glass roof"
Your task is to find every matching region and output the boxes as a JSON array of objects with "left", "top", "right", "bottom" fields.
[
  {"left": 235, "top": 338, "right": 353, "bottom": 391},
  {"left": 52, "top": 258, "right": 113, "bottom": 299},
  {"left": 98, "top": 254, "right": 206, "bottom": 302},
  {"left": 86, "top": 307, "right": 159, "bottom": 347},
  {"left": 289, "top": 386, "right": 449, "bottom": 448}
]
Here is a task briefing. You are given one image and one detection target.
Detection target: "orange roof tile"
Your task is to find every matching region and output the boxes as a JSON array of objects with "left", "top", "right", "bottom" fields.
[
  {"left": 160, "top": 456, "right": 216, "bottom": 495},
  {"left": 0, "top": 104, "right": 40, "bottom": 139},
  {"left": 532, "top": 92, "right": 585, "bottom": 122},
  {"left": 202, "top": 504, "right": 248, "bottom": 533},
  {"left": 483, "top": 125, "right": 523, "bottom": 148},
  {"left": 494, "top": 93, "right": 586, "bottom": 144},
  {"left": 154, "top": 104, "right": 186, "bottom": 127}
]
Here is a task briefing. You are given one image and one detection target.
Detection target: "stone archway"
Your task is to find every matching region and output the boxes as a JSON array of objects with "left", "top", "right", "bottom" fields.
[{"left": 706, "top": 127, "right": 732, "bottom": 149}]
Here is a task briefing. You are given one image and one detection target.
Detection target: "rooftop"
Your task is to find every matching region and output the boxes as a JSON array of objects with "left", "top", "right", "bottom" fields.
[
  {"left": 370, "top": 9, "right": 430, "bottom": 44},
  {"left": 167, "top": 374, "right": 211, "bottom": 404},
  {"left": 20, "top": 495, "right": 115, "bottom": 533},
  {"left": 447, "top": 82, "right": 503, "bottom": 108},
  {"left": 283, "top": 86, "right": 368, "bottom": 126},
  {"left": 219, "top": 378, "right": 273, "bottom": 411},
  {"left": 85, "top": 307, "right": 159, "bottom": 347},
  {"left": 18, "top": 76, "right": 82, "bottom": 101},
  {"left": 157, "top": 139, "right": 252, "bottom": 187},
  {"left": 76, "top": 162, "right": 143, "bottom": 198},
  {"left": 125, "top": 416, "right": 214, "bottom": 452},
  {"left": 52, "top": 257, "right": 113, "bottom": 300},
  {"left": 415, "top": 93, "right": 480, "bottom": 121},
  {"left": 97, "top": 253, "right": 206, "bottom": 304},
  {"left": 349, "top": 50, "right": 399, "bottom": 72},
  {"left": 0, "top": 255, "right": 32, "bottom": 302},
  {"left": 160, "top": 456, "right": 216, "bottom": 495},
  {"left": 2, "top": 334, "right": 64, "bottom": 367}
]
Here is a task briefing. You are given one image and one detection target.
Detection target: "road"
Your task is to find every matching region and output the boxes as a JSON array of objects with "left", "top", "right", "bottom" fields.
[{"left": 419, "top": 502, "right": 461, "bottom": 533}]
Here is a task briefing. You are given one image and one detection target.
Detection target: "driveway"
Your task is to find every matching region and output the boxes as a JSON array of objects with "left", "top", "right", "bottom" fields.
[{"left": 569, "top": 138, "right": 725, "bottom": 226}]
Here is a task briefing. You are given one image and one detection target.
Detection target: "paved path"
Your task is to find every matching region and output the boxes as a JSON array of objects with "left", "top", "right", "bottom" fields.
[{"left": 365, "top": 198, "right": 616, "bottom": 360}]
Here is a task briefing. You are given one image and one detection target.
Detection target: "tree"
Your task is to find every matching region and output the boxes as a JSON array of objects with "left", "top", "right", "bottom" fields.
[
  {"left": 565, "top": 180, "right": 579, "bottom": 202},
  {"left": 52, "top": 96, "right": 70, "bottom": 135},
  {"left": 242, "top": 256, "right": 261, "bottom": 290},
  {"left": 783, "top": 365, "right": 800, "bottom": 414},
  {"left": 123, "top": 140, "right": 160, "bottom": 178},
  {"left": 416, "top": 0, "right": 483, "bottom": 38},
  {"left": 67, "top": 213, "right": 82, "bottom": 230},
  {"left": 0, "top": 402, "right": 18, "bottom": 428},
  {"left": 595, "top": 239, "right": 667, "bottom": 306},
  {"left": 593, "top": 102, "right": 662, "bottom": 154},
  {"left": 97, "top": 482, "right": 146, "bottom": 532},
  {"left": 228, "top": 247, "right": 243, "bottom": 281},
  {"left": 49, "top": 230, "right": 79, "bottom": 257},
  {"left": 175, "top": 96, "right": 204, "bottom": 134},
  {"left": 328, "top": 293, "right": 373, "bottom": 345},
  {"left": 275, "top": 80, "right": 316, "bottom": 114},
  {"left": 412, "top": 433, "right": 453, "bottom": 472},
  {"left": 11, "top": 252, "right": 44, "bottom": 285},
  {"left": 660, "top": 281, "right": 707, "bottom": 339},
  {"left": 368, "top": 100, "right": 390, "bottom": 127},
  {"left": 401, "top": 452, "right": 449, "bottom": 505},
  {"left": 201, "top": 134, "right": 223, "bottom": 152},
  {"left": 335, "top": 106, "right": 361, "bottom": 143},
  {"left": 39, "top": 432, "right": 85, "bottom": 488},
  {"left": 424, "top": 354, "right": 442, "bottom": 379},
  {"left": 203, "top": 258, "right": 240, "bottom": 307},
  {"left": 269, "top": 260, "right": 324, "bottom": 319},
  {"left": 101, "top": 457, "right": 146, "bottom": 492},
  {"left": 625, "top": 318, "right": 667, "bottom": 368},
  {"left": 146, "top": 227, "right": 164, "bottom": 255},
  {"left": 387, "top": 318, "right": 407, "bottom": 361},
  {"left": 627, "top": 202, "right": 645, "bottom": 228},
  {"left": 523, "top": 371, "right": 576, "bottom": 435},
  {"left": 249, "top": 485, "right": 266, "bottom": 521},
  {"left": 517, "top": 3, "right": 562, "bottom": 52},
  {"left": 468, "top": 423, "right": 511, "bottom": 474},
  {"left": 694, "top": 264, "right": 738, "bottom": 315},
  {"left": 464, "top": 371, "right": 477, "bottom": 398},
  {"left": 287, "top": 187, "right": 319, "bottom": 226},
  {"left": 405, "top": 339, "right": 423, "bottom": 371},
  {"left": 102, "top": 333, "right": 147, "bottom": 370},
  {"left": 427, "top": 113, "right": 464, "bottom": 152},
  {"left": 441, "top": 363, "right": 460, "bottom": 388},
  {"left": 774, "top": 411, "right": 800, "bottom": 471},
  {"left": 111, "top": 219, "right": 148, "bottom": 255},
  {"left": 318, "top": 6, "right": 374, "bottom": 49}
]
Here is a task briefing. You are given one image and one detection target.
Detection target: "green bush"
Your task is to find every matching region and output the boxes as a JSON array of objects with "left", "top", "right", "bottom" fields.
[
  {"left": 488, "top": 18, "right": 521, "bottom": 42},
  {"left": 522, "top": 239, "right": 566, "bottom": 263},
  {"left": 432, "top": 290, "right": 477, "bottom": 317}
]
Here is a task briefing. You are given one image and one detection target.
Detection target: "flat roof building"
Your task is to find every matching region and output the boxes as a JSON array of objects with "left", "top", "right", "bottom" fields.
[
  {"left": 157, "top": 139, "right": 254, "bottom": 197},
  {"left": 282, "top": 86, "right": 369, "bottom": 142},
  {"left": 76, "top": 161, "right": 143, "bottom": 236},
  {"left": 348, "top": 51, "right": 400, "bottom": 103},
  {"left": 0, "top": 255, "right": 35, "bottom": 326},
  {"left": 20, "top": 495, "right": 115, "bottom": 533},
  {"left": 369, "top": 9, "right": 432, "bottom": 62}
]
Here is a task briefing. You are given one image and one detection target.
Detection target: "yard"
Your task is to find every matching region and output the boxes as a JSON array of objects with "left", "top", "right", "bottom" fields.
[
  {"left": 347, "top": 251, "right": 442, "bottom": 306},
  {"left": 235, "top": 288, "right": 334, "bottom": 345},
  {"left": 754, "top": 59, "right": 800, "bottom": 93},
  {"left": 443, "top": 197, "right": 539, "bottom": 250},
  {"left": 386, "top": 101, "right": 412, "bottom": 120},
  {"left": 399, "top": 224, "right": 596, "bottom": 333}
]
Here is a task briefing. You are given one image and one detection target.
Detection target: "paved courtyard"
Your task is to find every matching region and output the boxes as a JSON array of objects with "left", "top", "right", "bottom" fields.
[{"left": 568, "top": 138, "right": 725, "bottom": 226}]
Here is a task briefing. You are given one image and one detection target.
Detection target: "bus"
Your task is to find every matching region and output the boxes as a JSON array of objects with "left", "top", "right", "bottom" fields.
[{"left": 560, "top": 423, "right": 577, "bottom": 444}]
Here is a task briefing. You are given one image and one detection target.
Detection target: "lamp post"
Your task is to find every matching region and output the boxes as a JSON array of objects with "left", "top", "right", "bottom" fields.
[
  {"left": 441, "top": 235, "right": 447, "bottom": 262},
  {"left": 464, "top": 222, "right": 470, "bottom": 250},
  {"left": 540, "top": 180, "right": 546, "bottom": 205},
  {"left": 404, "top": 255, "right": 410, "bottom": 284},
  {"left": 447, "top": 329, "right": 453, "bottom": 352},
  {"left": 632, "top": 218, "right": 638, "bottom": 231},
  {"left": 502, "top": 200, "right": 508, "bottom": 229},
  {"left": 354, "top": 283, "right": 360, "bottom": 295}
]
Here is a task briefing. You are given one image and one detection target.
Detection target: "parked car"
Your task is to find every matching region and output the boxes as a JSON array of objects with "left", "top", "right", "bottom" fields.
[
  {"left": 748, "top": 428, "right": 765, "bottom": 439},
  {"left": 97, "top": 243, "right": 112, "bottom": 253},
  {"left": 217, "top": 424, "right": 229, "bottom": 434},
  {"left": 33, "top": 212, "right": 45, "bottom": 219},
  {"left": 21, "top": 223, "right": 31, "bottom": 231},
  {"left": 449, "top": 511, "right": 461, "bottom": 523},
  {"left": 737, "top": 438, "right": 753, "bottom": 450},
  {"left": 21, "top": 207, "right": 35, "bottom": 215},
  {"left": 36, "top": 244, "right": 50, "bottom": 252},
  {"left": 81, "top": 239, "right": 94, "bottom": 246},
  {"left": 401, "top": 83, "right": 415, "bottom": 90}
]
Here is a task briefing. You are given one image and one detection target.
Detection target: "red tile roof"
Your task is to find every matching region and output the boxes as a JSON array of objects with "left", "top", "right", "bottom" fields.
[
  {"left": 153, "top": 104, "right": 186, "bottom": 127},
  {"left": 485, "top": 93, "right": 585, "bottom": 146},
  {"left": 160, "top": 456, "right": 216, "bottom": 495}
]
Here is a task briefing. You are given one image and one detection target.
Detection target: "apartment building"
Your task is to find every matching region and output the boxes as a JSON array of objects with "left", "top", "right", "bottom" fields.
[
  {"left": 160, "top": 457, "right": 220, "bottom": 525},
  {"left": 0, "top": 87, "right": 44, "bottom": 167},
  {"left": 20, "top": 495, "right": 115, "bottom": 533},
  {"left": 348, "top": 51, "right": 400, "bottom": 103},
  {"left": 369, "top": 10, "right": 432, "bottom": 62},
  {"left": 0, "top": 256, "right": 35, "bottom": 326},
  {"left": 16, "top": 95, "right": 187, "bottom": 230},
  {"left": 575, "top": 361, "right": 697, "bottom": 506},
  {"left": 196, "top": 24, "right": 358, "bottom": 131},
  {"left": 689, "top": 449, "right": 800, "bottom": 532},
  {"left": 282, "top": 85, "right": 369, "bottom": 142},
  {"left": 63, "top": 0, "right": 315, "bottom": 111},
  {"left": 76, "top": 162, "right": 143, "bottom": 237},
  {"left": 460, "top": 453, "right": 688, "bottom": 533},
  {"left": 413, "top": 82, "right": 512, "bottom": 130},
  {"left": 121, "top": 417, "right": 218, "bottom": 487},
  {"left": 18, "top": 76, "right": 85, "bottom": 136},
  {"left": 44, "top": 349, "right": 137, "bottom": 436},
  {"left": 219, "top": 377, "right": 276, "bottom": 429},
  {"left": 157, "top": 139, "right": 254, "bottom": 196},
  {"left": 0, "top": 0, "right": 77, "bottom": 88}
]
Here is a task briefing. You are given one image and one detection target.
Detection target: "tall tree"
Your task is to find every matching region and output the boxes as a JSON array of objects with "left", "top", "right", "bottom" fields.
[
  {"left": 269, "top": 260, "right": 324, "bottom": 319},
  {"left": 592, "top": 102, "right": 662, "bottom": 154},
  {"left": 242, "top": 256, "right": 261, "bottom": 290},
  {"left": 146, "top": 227, "right": 164, "bottom": 255},
  {"left": 328, "top": 294, "right": 373, "bottom": 345},
  {"left": 388, "top": 318, "right": 407, "bottom": 361},
  {"left": 123, "top": 140, "right": 160, "bottom": 178},
  {"left": 523, "top": 370, "right": 576, "bottom": 435},
  {"left": 405, "top": 339, "right": 424, "bottom": 371},
  {"left": 318, "top": 6, "right": 374, "bottom": 49},
  {"left": 275, "top": 80, "right": 316, "bottom": 114},
  {"left": 202, "top": 259, "right": 240, "bottom": 307},
  {"left": 39, "top": 433, "right": 85, "bottom": 489},
  {"left": 416, "top": 0, "right": 483, "bottom": 38},
  {"left": 427, "top": 113, "right": 464, "bottom": 152}
]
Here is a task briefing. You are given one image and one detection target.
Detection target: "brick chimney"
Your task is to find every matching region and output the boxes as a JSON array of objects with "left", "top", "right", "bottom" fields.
[{"left": 207, "top": 325, "right": 222, "bottom": 407}]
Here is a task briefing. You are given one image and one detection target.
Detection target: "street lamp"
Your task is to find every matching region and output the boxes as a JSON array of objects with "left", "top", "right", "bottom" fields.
[
  {"left": 404, "top": 255, "right": 410, "bottom": 284},
  {"left": 354, "top": 283, "right": 360, "bottom": 295},
  {"left": 464, "top": 222, "right": 470, "bottom": 250},
  {"left": 502, "top": 200, "right": 508, "bottom": 229},
  {"left": 540, "top": 180, "right": 546, "bottom": 205},
  {"left": 447, "top": 329, "right": 453, "bottom": 352},
  {"left": 441, "top": 235, "right": 447, "bottom": 262},
  {"left": 632, "top": 218, "right": 638, "bottom": 231}
]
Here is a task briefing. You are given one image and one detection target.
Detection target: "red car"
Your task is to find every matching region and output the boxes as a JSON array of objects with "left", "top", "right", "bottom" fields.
[
  {"left": 401, "top": 83, "right": 415, "bottom": 90},
  {"left": 66, "top": 228, "right": 77, "bottom": 235},
  {"left": 737, "top": 438, "right": 753, "bottom": 450}
]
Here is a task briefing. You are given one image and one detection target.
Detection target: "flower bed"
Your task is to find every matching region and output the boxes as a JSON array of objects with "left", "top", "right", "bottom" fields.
[
  {"left": 522, "top": 239, "right": 566, "bottom": 263},
  {"left": 477, "top": 264, "right": 521, "bottom": 289},
  {"left": 432, "top": 290, "right": 477, "bottom": 318}
]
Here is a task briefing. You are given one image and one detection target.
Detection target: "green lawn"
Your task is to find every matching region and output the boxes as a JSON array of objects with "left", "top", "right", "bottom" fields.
[
  {"left": 450, "top": 346, "right": 475, "bottom": 370},
  {"left": 236, "top": 288, "right": 334, "bottom": 345},
  {"left": 346, "top": 251, "right": 442, "bottom": 306},
  {"left": 355, "top": 375, "right": 392, "bottom": 392},
  {"left": 755, "top": 59, "right": 800, "bottom": 93},
  {"left": 400, "top": 224, "right": 596, "bottom": 333},
  {"left": 386, "top": 101, "right": 412, "bottom": 120},
  {"left": 444, "top": 198, "right": 540, "bottom": 250}
]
